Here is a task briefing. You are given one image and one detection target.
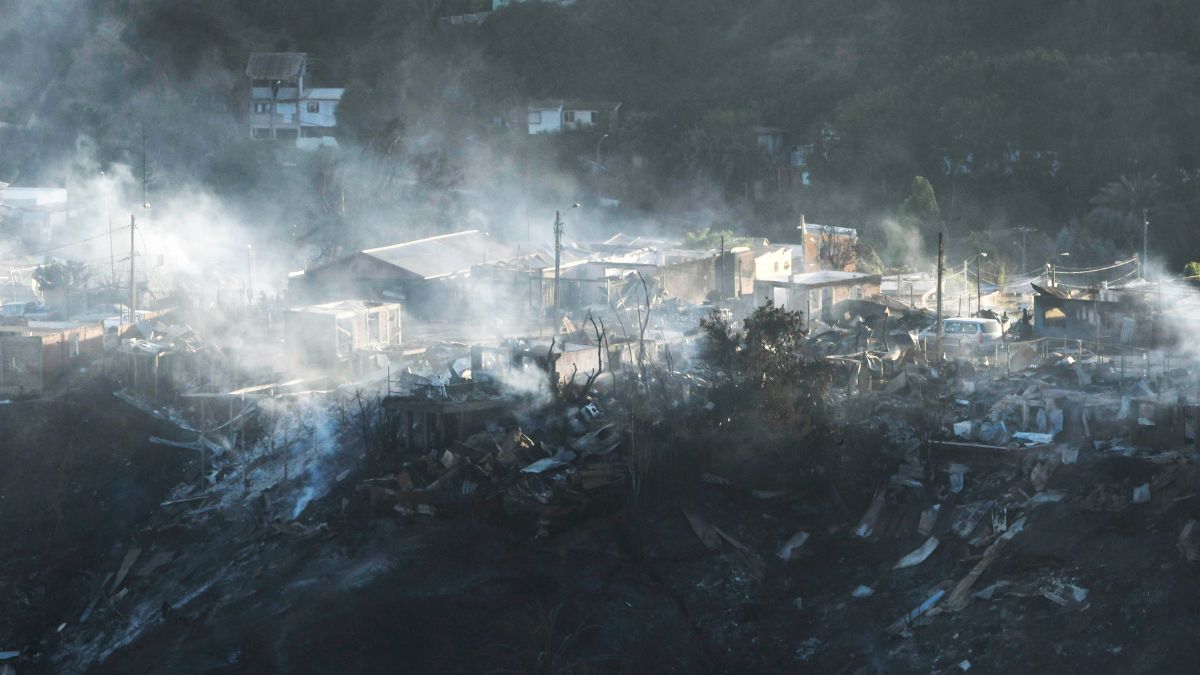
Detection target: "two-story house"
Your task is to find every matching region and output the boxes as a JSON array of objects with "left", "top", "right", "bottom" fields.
[
  {"left": 527, "top": 100, "right": 621, "bottom": 135},
  {"left": 246, "top": 52, "right": 344, "bottom": 150}
]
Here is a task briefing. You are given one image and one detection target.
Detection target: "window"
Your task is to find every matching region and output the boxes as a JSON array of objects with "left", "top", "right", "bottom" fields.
[
  {"left": 852, "top": 285, "right": 864, "bottom": 299},
  {"left": 564, "top": 110, "right": 576, "bottom": 123},
  {"left": 528, "top": 110, "right": 542, "bottom": 125},
  {"left": 254, "top": 102, "right": 271, "bottom": 114},
  {"left": 252, "top": 128, "right": 271, "bottom": 139},
  {"left": 367, "top": 312, "right": 381, "bottom": 344},
  {"left": 307, "top": 101, "right": 319, "bottom": 113}
]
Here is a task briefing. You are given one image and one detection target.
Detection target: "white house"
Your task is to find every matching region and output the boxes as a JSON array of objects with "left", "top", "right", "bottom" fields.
[
  {"left": 0, "top": 185, "right": 73, "bottom": 243},
  {"left": 527, "top": 99, "right": 622, "bottom": 135},
  {"left": 494, "top": 0, "right": 574, "bottom": 9},
  {"left": 246, "top": 52, "right": 344, "bottom": 150}
]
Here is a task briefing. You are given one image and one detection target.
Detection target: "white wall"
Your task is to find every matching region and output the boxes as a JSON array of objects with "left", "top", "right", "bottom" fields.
[
  {"left": 528, "top": 108, "right": 562, "bottom": 134},
  {"left": 299, "top": 100, "right": 339, "bottom": 128},
  {"left": 561, "top": 109, "right": 596, "bottom": 131}
]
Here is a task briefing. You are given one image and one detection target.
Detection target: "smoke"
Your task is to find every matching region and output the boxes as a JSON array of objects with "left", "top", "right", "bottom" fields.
[{"left": 875, "top": 217, "right": 927, "bottom": 270}]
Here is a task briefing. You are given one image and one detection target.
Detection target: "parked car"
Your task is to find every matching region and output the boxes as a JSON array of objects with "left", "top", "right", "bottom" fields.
[
  {"left": 0, "top": 300, "right": 43, "bottom": 318},
  {"left": 918, "top": 317, "right": 1004, "bottom": 355}
]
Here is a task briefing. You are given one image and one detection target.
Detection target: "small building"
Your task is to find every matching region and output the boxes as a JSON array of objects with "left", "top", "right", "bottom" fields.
[
  {"left": 0, "top": 186, "right": 76, "bottom": 243},
  {"left": 284, "top": 300, "right": 402, "bottom": 368},
  {"left": 657, "top": 249, "right": 756, "bottom": 305},
  {"left": 791, "top": 216, "right": 857, "bottom": 273},
  {"left": 1029, "top": 282, "right": 1160, "bottom": 344},
  {"left": 289, "top": 230, "right": 513, "bottom": 317},
  {"left": 754, "top": 271, "right": 881, "bottom": 323},
  {"left": 528, "top": 99, "right": 621, "bottom": 135},
  {"left": 746, "top": 239, "right": 793, "bottom": 282},
  {"left": 753, "top": 126, "right": 785, "bottom": 156},
  {"left": 0, "top": 320, "right": 108, "bottom": 395},
  {"left": 246, "top": 52, "right": 344, "bottom": 149}
]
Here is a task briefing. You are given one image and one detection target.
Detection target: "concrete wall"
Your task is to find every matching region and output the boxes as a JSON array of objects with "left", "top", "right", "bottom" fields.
[
  {"left": 658, "top": 251, "right": 755, "bottom": 304},
  {"left": 0, "top": 322, "right": 106, "bottom": 395}
]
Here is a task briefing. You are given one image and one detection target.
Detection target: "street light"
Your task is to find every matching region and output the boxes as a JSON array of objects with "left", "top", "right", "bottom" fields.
[
  {"left": 1047, "top": 251, "right": 1069, "bottom": 286},
  {"left": 595, "top": 134, "right": 610, "bottom": 167}
]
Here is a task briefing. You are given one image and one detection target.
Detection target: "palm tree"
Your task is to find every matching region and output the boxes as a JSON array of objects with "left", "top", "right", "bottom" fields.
[{"left": 1088, "top": 174, "right": 1182, "bottom": 249}]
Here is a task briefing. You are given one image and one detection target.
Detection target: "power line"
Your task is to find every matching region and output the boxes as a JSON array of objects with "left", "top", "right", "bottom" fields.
[
  {"left": 0, "top": 225, "right": 132, "bottom": 264},
  {"left": 1052, "top": 256, "right": 1138, "bottom": 275}
]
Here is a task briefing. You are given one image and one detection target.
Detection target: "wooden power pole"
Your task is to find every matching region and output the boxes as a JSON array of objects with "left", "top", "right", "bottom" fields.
[
  {"left": 553, "top": 210, "right": 563, "bottom": 334},
  {"left": 129, "top": 214, "right": 136, "bottom": 323},
  {"left": 936, "top": 231, "right": 944, "bottom": 357}
]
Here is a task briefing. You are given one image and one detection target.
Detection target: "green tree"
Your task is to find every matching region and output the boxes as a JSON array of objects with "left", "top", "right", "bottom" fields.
[
  {"left": 1185, "top": 261, "right": 1200, "bottom": 278},
  {"left": 898, "top": 176, "right": 941, "bottom": 232}
]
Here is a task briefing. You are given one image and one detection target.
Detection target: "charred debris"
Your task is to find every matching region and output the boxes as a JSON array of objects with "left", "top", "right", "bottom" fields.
[{"left": 5, "top": 233, "right": 1200, "bottom": 672}]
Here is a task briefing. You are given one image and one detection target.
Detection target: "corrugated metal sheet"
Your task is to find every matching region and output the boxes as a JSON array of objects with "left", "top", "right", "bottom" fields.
[
  {"left": 362, "top": 231, "right": 514, "bottom": 280},
  {"left": 245, "top": 52, "right": 307, "bottom": 80}
]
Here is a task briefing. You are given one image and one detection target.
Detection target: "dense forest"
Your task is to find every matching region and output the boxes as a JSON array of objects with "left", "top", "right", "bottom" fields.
[{"left": 3, "top": 0, "right": 1200, "bottom": 270}]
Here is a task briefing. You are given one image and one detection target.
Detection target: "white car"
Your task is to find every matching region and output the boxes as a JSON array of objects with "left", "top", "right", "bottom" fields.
[{"left": 919, "top": 318, "right": 1003, "bottom": 355}]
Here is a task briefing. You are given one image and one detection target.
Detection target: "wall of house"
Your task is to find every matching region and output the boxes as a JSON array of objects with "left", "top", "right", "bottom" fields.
[
  {"left": 795, "top": 229, "right": 857, "bottom": 273},
  {"left": 40, "top": 323, "right": 106, "bottom": 379},
  {"left": 528, "top": 108, "right": 562, "bottom": 134},
  {"left": 754, "top": 248, "right": 793, "bottom": 281},
  {"left": 561, "top": 109, "right": 596, "bottom": 132},
  {"left": 0, "top": 335, "right": 43, "bottom": 394},
  {"left": 0, "top": 322, "right": 108, "bottom": 394},
  {"left": 299, "top": 100, "right": 339, "bottom": 128},
  {"left": 657, "top": 251, "right": 755, "bottom": 304}
]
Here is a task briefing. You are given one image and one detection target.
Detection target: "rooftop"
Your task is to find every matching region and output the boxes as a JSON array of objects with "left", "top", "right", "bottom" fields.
[
  {"left": 791, "top": 270, "right": 879, "bottom": 286},
  {"left": 363, "top": 230, "right": 514, "bottom": 280},
  {"left": 245, "top": 52, "right": 307, "bottom": 80},
  {"left": 289, "top": 300, "right": 398, "bottom": 317},
  {"left": 303, "top": 88, "right": 345, "bottom": 101},
  {"left": 528, "top": 99, "right": 621, "bottom": 111}
]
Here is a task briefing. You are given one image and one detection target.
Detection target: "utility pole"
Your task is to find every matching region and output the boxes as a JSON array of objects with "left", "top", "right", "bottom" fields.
[
  {"left": 247, "top": 244, "right": 254, "bottom": 308},
  {"left": 108, "top": 211, "right": 115, "bottom": 296},
  {"left": 141, "top": 125, "right": 148, "bottom": 208},
  {"left": 963, "top": 260, "right": 969, "bottom": 315},
  {"left": 1142, "top": 208, "right": 1149, "bottom": 281},
  {"left": 975, "top": 254, "right": 982, "bottom": 314},
  {"left": 1015, "top": 226, "right": 1033, "bottom": 271},
  {"left": 719, "top": 235, "right": 725, "bottom": 299},
  {"left": 129, "top": 214, "right": 136, "bottom": 325},
  {"left": 936, "top": 232, "right": 944, "bottom": 357},
  {"left": 553, "top": 210, "right": 563, "bottom": 334}
]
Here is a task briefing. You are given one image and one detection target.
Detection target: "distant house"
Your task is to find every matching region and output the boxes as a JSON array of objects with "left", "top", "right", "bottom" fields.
[
  {"left": 0, "top": 185, "right": 75, "bottom": 243},
  {"left": 288, "top": 230, "right": 513, "bottom": 316},
  {"left": 753, "top": 126, "right": 785, "bottom": 157},
  {"left": 494, "top": 0, "right": 574, "bottom": 9},
  {"left": 528, "top": 100, "right": 621, "bottom": 135},
  {"left": 754, "top": 271, "right": 881, "bottom": 322},
  {"left": 245, "top": 52, "right": 345, "bottom": 150}
]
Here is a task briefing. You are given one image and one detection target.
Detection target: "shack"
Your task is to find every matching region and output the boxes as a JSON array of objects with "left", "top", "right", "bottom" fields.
[
  {"left": 754, "top": 271, "right": 881, "bottom": 322},
  {"left": 284, "top": 300, "right": 402, "bottom": 368}
]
